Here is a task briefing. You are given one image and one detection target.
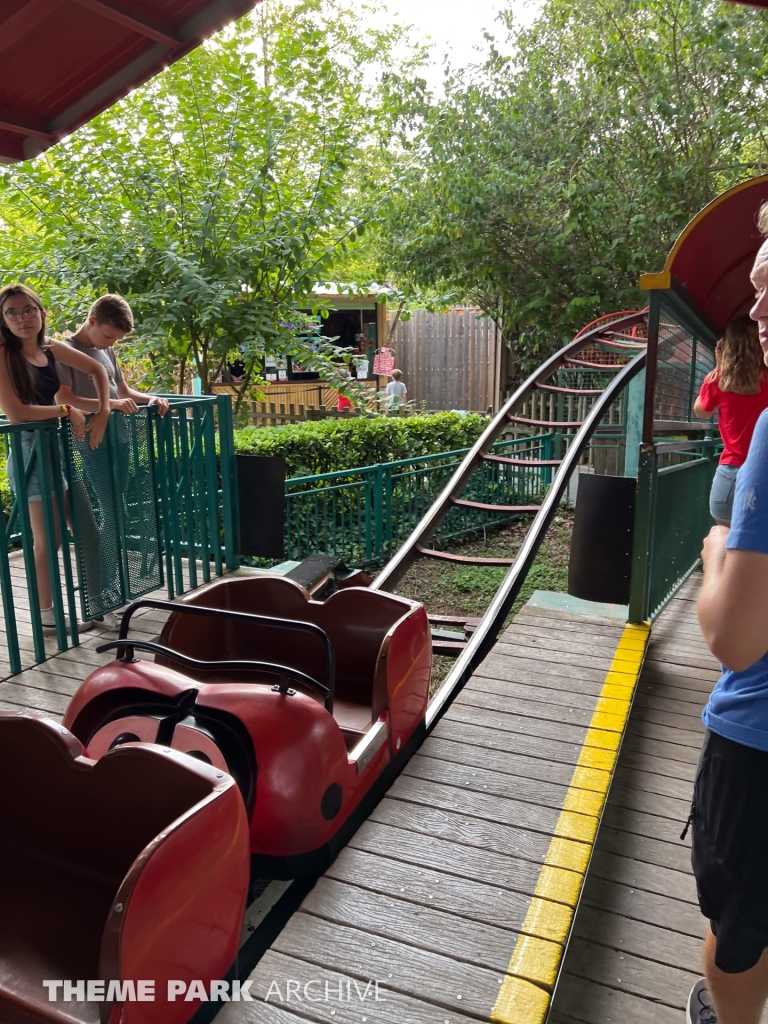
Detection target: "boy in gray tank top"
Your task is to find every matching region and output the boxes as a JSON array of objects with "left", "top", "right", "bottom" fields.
[{"left": 56, "top": 295, "right": 169, "bottom": 627}]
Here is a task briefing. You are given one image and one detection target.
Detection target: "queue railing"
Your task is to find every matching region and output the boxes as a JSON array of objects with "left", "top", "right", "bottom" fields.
[
  {"left": 628, "top": 437, "right": 718, "bottom": 623},
  {"left": 0, "top": 395, "right": 239, "bottom": 676}
]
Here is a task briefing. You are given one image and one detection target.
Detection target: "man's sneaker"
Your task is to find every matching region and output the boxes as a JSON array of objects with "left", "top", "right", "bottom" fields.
[
  {"left": 687, "top": 979, "right": 718, "bottom": 1024},
  {"left": 40, "top": 608, "right": 95, "bottom": 634},
  {"left": 40, "top": 607, "right": 56, "bottom": 635},
  {"left": 91, "top": 611, "right": 123, "bottom": 631}
]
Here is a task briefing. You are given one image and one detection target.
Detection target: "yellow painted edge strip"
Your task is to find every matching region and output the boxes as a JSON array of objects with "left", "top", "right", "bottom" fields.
[{"left": 490, "top": 621, "right": 651, "bottom": 1024}]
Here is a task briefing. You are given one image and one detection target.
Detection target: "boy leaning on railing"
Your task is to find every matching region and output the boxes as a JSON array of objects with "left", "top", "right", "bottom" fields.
[{"left": 55, "top": 294, "right": 170, "bottom": 629}]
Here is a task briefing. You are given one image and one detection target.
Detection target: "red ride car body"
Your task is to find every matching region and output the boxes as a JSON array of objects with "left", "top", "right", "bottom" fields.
[{"left": 63, "top": 574, "right": 432, "bottom": 875}]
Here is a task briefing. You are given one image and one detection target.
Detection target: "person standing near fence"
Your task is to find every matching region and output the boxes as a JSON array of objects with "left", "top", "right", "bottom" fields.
[
  {"left": 55, "top": 295, "right": 170, "bottom": 627},
  {"left": 385, "top": 368, "right": 407, "bottom": 410},
  {"left": 694, "top": 315, "right": 768, "bottom": 525},
  {"left": 693, "top": 206, "right": 768, "bottom": 1024},
  {"left": 0, "top": 283, "right": 111, "bottom": 633}
]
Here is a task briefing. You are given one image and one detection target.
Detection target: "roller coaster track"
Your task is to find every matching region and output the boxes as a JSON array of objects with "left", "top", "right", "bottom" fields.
[
  {"left": 203, "top": 312, "right": 649, "bottom": 1017},
  {"left": 372, "top": 310, "right": 648, "bottom": 728}
]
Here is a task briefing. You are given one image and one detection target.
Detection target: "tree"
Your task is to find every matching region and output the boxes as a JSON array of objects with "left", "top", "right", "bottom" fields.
[
  {"left": 378, "top": 0, "right": 768, "bottom": 377},
  {"left": 0, "top": 0, "right": 426, "bottom": 403}
]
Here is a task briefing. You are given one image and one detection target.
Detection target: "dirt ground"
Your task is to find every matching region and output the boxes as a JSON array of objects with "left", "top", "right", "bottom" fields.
[{"left": 376, "top": 508, "right": 576, "bottom": 691}]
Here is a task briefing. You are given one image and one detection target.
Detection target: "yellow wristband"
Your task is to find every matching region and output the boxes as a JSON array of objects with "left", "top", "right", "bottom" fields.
[{"left": 60, "top": 404, "right": 67, "bottom": 417}]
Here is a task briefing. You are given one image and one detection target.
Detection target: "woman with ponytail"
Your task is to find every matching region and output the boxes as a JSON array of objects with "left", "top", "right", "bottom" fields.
[{"left": 0, "top": 283, "right": 110, "bottom": 630}]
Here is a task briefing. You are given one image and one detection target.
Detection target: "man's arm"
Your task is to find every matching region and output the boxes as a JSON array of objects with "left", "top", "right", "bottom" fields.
[
  {"left": 56, "top": 381, "right": 139, "bottom": 415},
  {"left": 49, "top": 341, "right": 111, "bottom": 447},
  {"left": 698, "top": 526, "right": 768, "bottom": 670},
  {"left": 116, "top": 380, "right": 169, "bottom": 415}
]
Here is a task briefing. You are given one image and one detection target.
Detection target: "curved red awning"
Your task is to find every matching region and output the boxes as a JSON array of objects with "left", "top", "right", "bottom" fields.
[
  {"left": 0, "top": 1, "right": 261, "bottom": 164},
  {"left": 640, "top": 176, "right": 768, "bottom": 334}
]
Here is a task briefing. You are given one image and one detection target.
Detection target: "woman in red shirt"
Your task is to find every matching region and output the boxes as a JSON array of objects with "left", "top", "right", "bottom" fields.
[{"left": 695, "top": 315, "right": 768, "bottom": 524}]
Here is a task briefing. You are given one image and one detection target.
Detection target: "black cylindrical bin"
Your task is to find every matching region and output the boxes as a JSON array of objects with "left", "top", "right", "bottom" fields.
[{"left": 568, "top": 472, "right": 636, "bottom": 606}]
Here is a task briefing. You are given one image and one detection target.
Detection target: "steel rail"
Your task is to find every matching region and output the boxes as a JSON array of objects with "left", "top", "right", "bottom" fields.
[
  {"left": 423, "top": 348, "right": 646, "bottom": 728},
  {"left": 372, "top": 310, "right": 647, "bottom": 593}
]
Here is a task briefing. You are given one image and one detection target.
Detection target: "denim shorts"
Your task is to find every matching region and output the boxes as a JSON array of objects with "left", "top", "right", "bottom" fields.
[
  {"left": 709, "top": 463, "right": 739, "bottom": 525},
  {"left": 6, "top": 430, "right": 68, "bottom": 503}
]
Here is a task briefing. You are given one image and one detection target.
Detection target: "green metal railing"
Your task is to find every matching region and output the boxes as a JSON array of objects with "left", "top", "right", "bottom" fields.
[
  {"left": 281, "top": 435, "right": 553, "bottom": 567},
  {"left": 278, "top": 432, "right": 633, "bottom": 568},
  {"left": 152, "top": 395, "right": 238, "bottom": 597},
  {"left": 629, "top": 438, "right": 718, "bottom": 623},
  {"left": 1, "top": 420, "right": 79, "bottom": 669},
  {"left": 0, "top": 396, "right": 239, "bottom": 676}
]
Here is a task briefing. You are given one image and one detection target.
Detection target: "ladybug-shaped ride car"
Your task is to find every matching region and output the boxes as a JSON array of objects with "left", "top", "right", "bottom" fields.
[{"left": 63, "top": 573, "right": 432, "bottom": 876}]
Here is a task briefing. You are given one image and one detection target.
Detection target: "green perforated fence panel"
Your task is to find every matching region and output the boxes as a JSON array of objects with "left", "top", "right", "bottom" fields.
[{"left": 68, "top": 412, "right": 162, "bottom": 619}]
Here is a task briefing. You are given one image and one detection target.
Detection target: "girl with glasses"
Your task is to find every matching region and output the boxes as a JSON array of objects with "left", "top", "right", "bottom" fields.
[{"left": 0, "top": 283, "right": 110, "bottom": 632}]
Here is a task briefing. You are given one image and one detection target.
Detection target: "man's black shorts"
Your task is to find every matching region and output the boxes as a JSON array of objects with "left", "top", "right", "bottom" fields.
[{"left": 691, "top": 728, "right": 768, "bottom": 973}]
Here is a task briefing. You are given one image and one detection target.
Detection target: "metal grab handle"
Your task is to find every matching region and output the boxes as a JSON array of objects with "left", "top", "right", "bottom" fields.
[
  {"left": 116, "top": 597, "right": 336, "bottom": 713},
  {"left": 95, "top": 639, "right": 331, "bottom": 708}
]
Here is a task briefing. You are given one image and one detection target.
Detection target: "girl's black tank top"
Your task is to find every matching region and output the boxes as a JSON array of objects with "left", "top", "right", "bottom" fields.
[{"left": 29, "top": 350, "right": 60, "bottom": 406}]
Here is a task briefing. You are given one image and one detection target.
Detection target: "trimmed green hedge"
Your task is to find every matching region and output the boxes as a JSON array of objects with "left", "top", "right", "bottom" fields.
[{"left": 232, "top": 412, "right": 489, "bottom": 477}]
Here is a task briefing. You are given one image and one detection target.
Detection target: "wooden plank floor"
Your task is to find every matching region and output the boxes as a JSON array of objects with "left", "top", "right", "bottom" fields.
[
  {"left": 217, "top": 602, "right": 650, "bottom": 1024},
  {"left": 550, "top": 574, "right": 713, "bottom": 1024},
  {"left": 0, "top": 550, "right": 219, "bottom": 716}
]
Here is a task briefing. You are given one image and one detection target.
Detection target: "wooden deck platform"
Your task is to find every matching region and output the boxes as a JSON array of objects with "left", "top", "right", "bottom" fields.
[
  {"left": 0, "top": 558, "right": 713, "bottom": 1024},
  {"left": 550, "top": 574, "right": 714, "bottom": 1024},
  {"left": 0, "top": 550, "right": 212, "bottom": 714},
  {"left": 217, "top": 596, "right": 651, "bottom": 1024}
]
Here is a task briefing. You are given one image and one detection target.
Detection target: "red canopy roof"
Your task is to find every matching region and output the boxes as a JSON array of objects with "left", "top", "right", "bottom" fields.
[
  {"left": 0, "top": 1, "right": 261, "bottom": 163},
  {"left": 640, "top": 176, "right": 768, "bottom": 333}
]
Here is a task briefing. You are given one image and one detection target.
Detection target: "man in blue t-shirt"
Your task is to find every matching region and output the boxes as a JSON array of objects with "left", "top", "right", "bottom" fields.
[{"left": 693, "top": 211, "right": 768, "bottom": 1024}]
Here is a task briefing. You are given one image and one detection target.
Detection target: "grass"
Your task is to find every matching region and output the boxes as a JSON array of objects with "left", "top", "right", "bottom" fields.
[
  {"left": 383, "top": 509, "right": 575, "bottom": 692},
  {"left": 392, "top": 509, "right": 574, "bottom": 620}
]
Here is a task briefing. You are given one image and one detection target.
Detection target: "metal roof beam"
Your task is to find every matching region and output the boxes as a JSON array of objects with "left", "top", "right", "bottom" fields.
[
  {"left": 73, "top": 0, "right": 180, "bottom": 48},
  {"left": 0, "top": 0, "right": 67, "bottom": 55}
]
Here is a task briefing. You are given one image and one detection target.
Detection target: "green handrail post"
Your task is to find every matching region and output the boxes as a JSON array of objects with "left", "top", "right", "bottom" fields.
[
  {"left": 217, "top": 395, "right": 239, "bottom": 570},
  {"left": 176, "top": 407, "right": 197, "bottom": 589},
  {"left": 167, "top": 414, "right": 186, "bottom": 594},
  {"left": 191, "top": 405, "right": 211, "bottom": 584},
  {"left": 384, "top": 463, "right": 393, "bottom": 557},
  {"left": 0, "top": 490, "right": 21, "bottom": 676},
  {"left": 107, "top": 414, "right": 131, "bottom": 604},
  {"left": 153, "top": 411, "right": 176, "bottom": 599},
  {"left": 543, "top": 433, "right": 554, "bottom": 487},
  {"left": 52, "top": 422, "right": 80, "bottom": 646},
  {"left": 373, "top": 463, "right": 384, "bottom": 562},
  {"left": 201, "top": 403, "right": 223, "bottom": 577},
  {"left": 628, "top": 442, "right": 655, "bottom": 623}
]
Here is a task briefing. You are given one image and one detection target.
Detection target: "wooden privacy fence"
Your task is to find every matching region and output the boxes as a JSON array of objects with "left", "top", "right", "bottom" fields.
[{"left": 390, "top": 307, "right": 502, "bottom": 413}]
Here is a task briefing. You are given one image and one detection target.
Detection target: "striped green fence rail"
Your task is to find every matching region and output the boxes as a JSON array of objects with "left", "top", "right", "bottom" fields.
[
  {"left": 629, "top": 437, "right": 718, "bottom": 623},
  {"left": 281, "top": 435, "right": 555, "bottom": 567},
  {"left": 0, "top": 396, "right": 239, "bottom": 675}
]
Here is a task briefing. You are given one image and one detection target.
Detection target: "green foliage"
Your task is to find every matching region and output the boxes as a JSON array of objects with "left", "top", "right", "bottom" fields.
[
  {"left": 445, "top": 557, "right": 568, "bottom": 608},
  {"left": 0, "top": 1, "right": 426, "bottom": 405},
  {"left": 0, "top": 459, "right": 9, "bottom": 519},
  {"left": 233, "top": 411, "right": 488, "bottom": 476},
  {"left": 379, "top": 0, "right": 768, "bottom": 375}
]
